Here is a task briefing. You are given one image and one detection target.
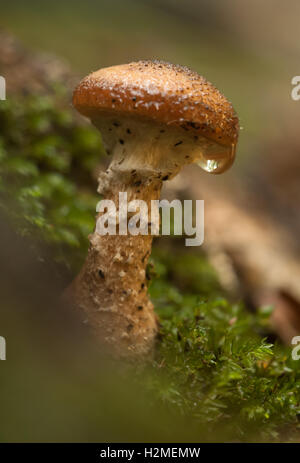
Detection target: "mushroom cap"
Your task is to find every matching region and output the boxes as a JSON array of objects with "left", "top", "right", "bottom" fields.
[{"left": 73, "top": 60, "right": 239, "bottom": 148}]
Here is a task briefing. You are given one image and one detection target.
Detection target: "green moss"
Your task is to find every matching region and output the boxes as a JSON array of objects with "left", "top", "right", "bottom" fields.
[
  {"left": 145, "top": 252, "right": 300, "bottom": 441},
  {"left": 0, "top": 92, "right": 103, "bottom": 270}
]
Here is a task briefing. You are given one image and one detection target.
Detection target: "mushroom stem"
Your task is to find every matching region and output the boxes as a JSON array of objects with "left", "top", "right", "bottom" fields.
[{"left": 66, "top": 161, "right": 162, "bottom": 358}]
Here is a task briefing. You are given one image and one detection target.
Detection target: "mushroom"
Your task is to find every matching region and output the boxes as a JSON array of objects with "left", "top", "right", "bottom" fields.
[{"left": 66, "top": 60, "right": 239, "bottom": 358}]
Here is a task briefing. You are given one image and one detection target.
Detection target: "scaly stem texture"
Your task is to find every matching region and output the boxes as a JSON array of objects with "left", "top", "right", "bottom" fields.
[{"left": 66, "top": 166, "right": 162, "bottom": 357}]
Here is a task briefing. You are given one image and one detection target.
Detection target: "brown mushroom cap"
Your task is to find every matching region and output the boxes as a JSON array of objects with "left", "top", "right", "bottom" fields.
[{"left": 73, "top": 60, "right": 239, "bottom": 148}]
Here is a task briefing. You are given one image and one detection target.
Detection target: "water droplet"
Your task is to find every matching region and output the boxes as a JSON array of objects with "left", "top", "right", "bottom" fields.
[
  {"left": 196, "top": 142, "right": 236, "bottom": 174},
  {"left": 203, "top": 159, "right": 219, "bottom": 172}
]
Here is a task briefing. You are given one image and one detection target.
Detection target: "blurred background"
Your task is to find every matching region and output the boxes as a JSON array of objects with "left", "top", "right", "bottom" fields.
[
  {"left": 1, "top": 0, "right": 300, "bottom": 443},
  {"left": 2, "top": 0, "right": 300, "bottom": 153}
]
